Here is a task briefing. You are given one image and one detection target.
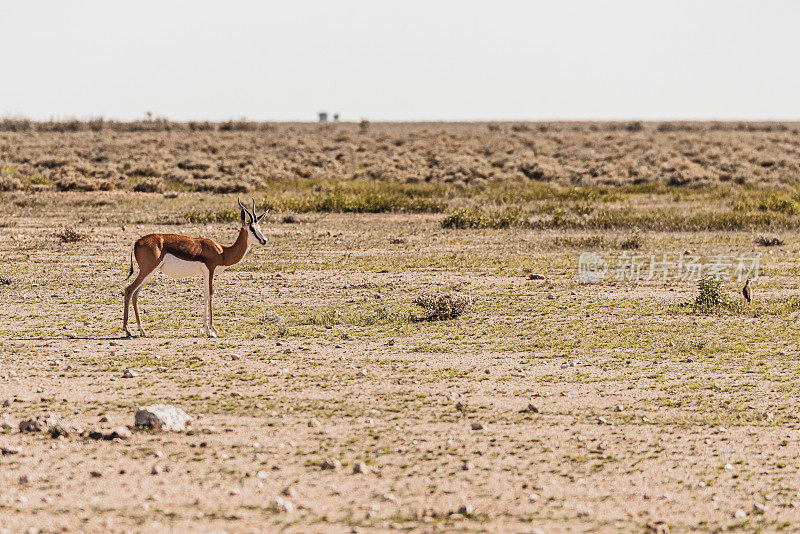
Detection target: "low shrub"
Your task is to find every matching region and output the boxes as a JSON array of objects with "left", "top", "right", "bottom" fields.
[
  {"left": 55, "top": 176, "right": 114, "bottom": 192},
  {"left": 0, "top": 172, "right": 23, "bottom": 191},
  {"left": 55, "top": 226, "right": 87, "bottom": 243},
  {"left": 411, "top": 292, "right": 473, "bottom": 321},
  {"left": 756, "top": 235, "right": 784, "bottom": 247},
  {"left": 133, "top": 179, "right": 166, "bottom": 193},
  {"left": 185, "top": 209, "right": 239, "bottom": 223},
  {"left": 442, "top": 207, "right": 521, "bottom": 229}
]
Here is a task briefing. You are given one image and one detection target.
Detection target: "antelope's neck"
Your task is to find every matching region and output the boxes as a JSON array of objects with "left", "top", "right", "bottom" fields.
[{"left": 221, "top": 227, "right": 250, "bottom": 267}]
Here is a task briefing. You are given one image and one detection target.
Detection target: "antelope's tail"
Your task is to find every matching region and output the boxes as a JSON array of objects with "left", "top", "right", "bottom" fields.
[{"left": 124, "top": 242, "right": 135, "bottom": 281}]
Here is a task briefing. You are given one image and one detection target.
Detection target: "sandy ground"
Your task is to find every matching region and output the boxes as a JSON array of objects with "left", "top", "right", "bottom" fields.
[{"left": 3, "top": 195, "right": 800, "bottom": 533}]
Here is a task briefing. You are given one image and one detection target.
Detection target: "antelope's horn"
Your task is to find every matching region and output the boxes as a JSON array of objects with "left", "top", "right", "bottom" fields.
[{"left": 237, "top": 197, "right": 252, "bottom": 221}]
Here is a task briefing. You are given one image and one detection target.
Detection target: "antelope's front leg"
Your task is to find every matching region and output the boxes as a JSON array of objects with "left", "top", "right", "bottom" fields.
[
  {"left": 208, "top": 271, "right": 218, "bottom": 337},
  {"left": 203, "top": 269, "right": 217, "bottom": 338}
]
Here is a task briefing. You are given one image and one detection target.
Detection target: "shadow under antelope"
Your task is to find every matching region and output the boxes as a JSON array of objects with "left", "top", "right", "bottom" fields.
[{"left": 123, "top": 198, "right": 267, "bottom": 337}]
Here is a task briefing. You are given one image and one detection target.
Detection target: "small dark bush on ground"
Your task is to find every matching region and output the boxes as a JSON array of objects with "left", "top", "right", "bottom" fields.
[
  {"left": 412, "top": 292, "right": 473, "bottom": 321},
  {"left": 133, "top": 179, "right": 166, "bottom": 193},
  {"left": 55, "top": 176, "right": 114, "bottom": 192},
  {"left": 185, "top": 209, "right": 239, "bottom": 223},
  {"left": 619, "top": 233, "right": 642, "bottom": 250},
  {"left": 442, "top": 207, "right": 521, "bottom": 229},
  {"left": 756, "top": 235, "right": 784, "bottom": 247},
  {"left": 0, "top": 171, "right": 23, "bottom": 191},
  {"left": 55, "top": 226, "right": 87, "bottom": 243}
]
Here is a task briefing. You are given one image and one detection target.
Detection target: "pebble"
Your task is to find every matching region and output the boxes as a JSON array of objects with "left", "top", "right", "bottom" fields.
[
  {"left": 1, "top": 444, "right": 22, "bottom": 455},
  {"left": 308, "top": 418, "right": 321, "bottom": 428},
  {"left": 90, "top": 470, "right": 103, "bottom": 478},
  {"left": 462, "top": 461, "right": 473, "bottom": 471},
  {"left": 135, "top": 405, "right": 191, "bottom": 431},
  {"left": 281, "top": 485, "right": 298, "bottom": 498},
  {"left": 88, "top": 426, "right": 132, "bottom": 440},
  {"left": 458, "top": 503, "right": 474, "bottom": 515},
  {"left": 523, "top": 402, "right": 539, "bottom": 413},
  {"left": 271, "top": 496, "right": 295, "bottom": 513},
  {"left": 733, "top": 509, "right": 747, "bottom": 519},
  {"left": 646, "top": 522, "right": 669, "bottom": 534},
  {"left": 598, "top": 416, "right": 609, "bottom": 425},
  {"left": 353, "top": 461, "right": 369, "bottom": 474},
  {"left": 753, "top": 502, "right": 767, "bottom": 514},
  {"left": 471, "top": 422, "right": 486, "bottom": 431},
  {"left": 321, "top": 457, "right": 342, "bottom": 471},
  {"left": 122, "top": 369, "right": 138, "bottom": 378}
]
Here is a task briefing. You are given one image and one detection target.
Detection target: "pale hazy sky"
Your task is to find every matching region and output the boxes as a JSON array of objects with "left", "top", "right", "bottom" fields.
[{"left": 1, "top": 1, "right": 798, "bottom": 121}]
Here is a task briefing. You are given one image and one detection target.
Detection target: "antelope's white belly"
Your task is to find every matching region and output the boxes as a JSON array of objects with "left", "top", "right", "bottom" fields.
[{"left": 159, "top": 254, "right": 208, "bottom": 279}]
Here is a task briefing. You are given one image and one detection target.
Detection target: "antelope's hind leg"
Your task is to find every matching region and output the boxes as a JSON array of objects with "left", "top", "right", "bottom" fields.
[
  {"left": 123, "top": 263, "right": 157, "bottom": 337},
  {"left": 124, "top": 274, "right": 148, "bottom": 337}
]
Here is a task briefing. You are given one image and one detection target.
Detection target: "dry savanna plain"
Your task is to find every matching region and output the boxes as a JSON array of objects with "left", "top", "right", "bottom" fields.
[{"left": 4, "top": 121, "right": 800, "bottom": 533}]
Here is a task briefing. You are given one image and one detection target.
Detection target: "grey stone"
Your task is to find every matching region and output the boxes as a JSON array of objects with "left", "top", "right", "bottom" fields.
[{"left": 134, "top": 405, "right": 191, "bottom": 431}]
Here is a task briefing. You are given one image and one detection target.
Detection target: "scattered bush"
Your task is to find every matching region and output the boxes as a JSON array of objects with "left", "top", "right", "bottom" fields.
[
  {"left": 552, "top": 235, "right": 607, "bottom": 248},
  {"left": 442, "top": 207, "right": 522, "bottom": 229},
  {"left": 55, "top": 226, "right": 87, "bottom": 243},
  {"left": 133, "top": 179, "right": 166, "bottom": 193},
  {"left": 691, "top": 278, "right": 736, "bottom": 314},
  {"left": 756, "top": 235, "right": 784, "bottom": 247},
  {"left": 261, "top": 187, "right": 445, "bottom": 214},
  {"left": 185, "top": 209, "right": 239, "bottom": 223},
  {"left": 55, "top": 176, "right": 114, "bottom": 191},
  {"left": 0, "top": 172, "right": 23, "bottom": 191},
  {"left": 619, "top": 233, "right": 642, "bottom": 250},
  {"left": 0, "top": 276, "right": 12, "bottom": 285},
  {"left": 412, "top": 292, "right": 473, "bottom": 321}
]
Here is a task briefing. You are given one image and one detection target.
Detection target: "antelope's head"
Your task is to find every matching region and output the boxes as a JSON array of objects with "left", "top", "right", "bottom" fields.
[{"left": 238, "top": 197, "right": 268, "bottom": 246}]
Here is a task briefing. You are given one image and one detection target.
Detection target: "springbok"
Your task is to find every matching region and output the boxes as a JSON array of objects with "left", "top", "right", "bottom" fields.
[{"left": 123, "top": 198, "right": 267, "bottom": 338}]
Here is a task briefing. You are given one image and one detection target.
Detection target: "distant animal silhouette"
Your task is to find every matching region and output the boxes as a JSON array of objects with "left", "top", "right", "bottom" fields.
[{"left": 742, "top": 279, "right": 752, "bottom": 303}]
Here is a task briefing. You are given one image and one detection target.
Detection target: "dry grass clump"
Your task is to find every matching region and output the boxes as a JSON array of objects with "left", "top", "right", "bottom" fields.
[
  {"left": 133, "top": 179, "right": 166, "bottom": 193},
  {"left": 412, "top": 292, "right": 473, "bottom": 322},
  {"left": 442, "top": 207, "right": 521, "bottom": 229},
  {"left": 756, "top": 235, "right": 784, "bottom": 247},
  {"left": 55, "top": 176, "right": 114, "bottom": 192},
  {"left": 0, "top": 170, "right": 23, "bottom": 191},
  {"left": 55, "top": 226, "right": 87, "bottom": 243}
]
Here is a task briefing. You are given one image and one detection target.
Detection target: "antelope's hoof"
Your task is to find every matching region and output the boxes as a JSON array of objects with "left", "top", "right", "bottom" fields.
[
  {"left": 123, "top": 329, "right": 132, "bottom": 338},
  {"left": 138, "top": 329, "right": 147, "bottom": 337}
]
